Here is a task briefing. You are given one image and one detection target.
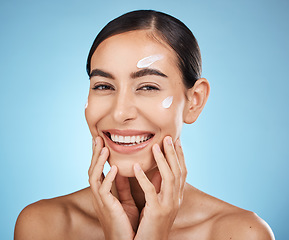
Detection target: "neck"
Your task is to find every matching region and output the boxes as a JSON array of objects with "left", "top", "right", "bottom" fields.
[{"left": 128, "top": 177, "right": 146, "bottom": 211}]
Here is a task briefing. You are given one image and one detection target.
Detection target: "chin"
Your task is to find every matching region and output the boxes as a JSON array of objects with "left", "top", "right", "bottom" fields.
[
  {"left": 115, "top": 164, "right": 136, "bottom": 177},
  {"left": 108, "top": 151, "right": 156, "bottom": 177}
]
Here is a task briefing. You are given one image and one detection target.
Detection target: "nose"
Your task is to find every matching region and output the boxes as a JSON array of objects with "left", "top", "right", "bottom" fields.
[{"left": 112, "top": 89, "right": 137, "bottom": 124}]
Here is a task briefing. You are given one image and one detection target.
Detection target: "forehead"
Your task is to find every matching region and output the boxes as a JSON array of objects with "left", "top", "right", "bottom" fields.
[{"left": 90, "top": 30, "right": 179, "bottom": 72}]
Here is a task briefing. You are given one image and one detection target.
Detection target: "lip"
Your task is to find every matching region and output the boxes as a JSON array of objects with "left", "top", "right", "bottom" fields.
[{"left": 102, "top": 129, "right": 155, "bottom": 154}]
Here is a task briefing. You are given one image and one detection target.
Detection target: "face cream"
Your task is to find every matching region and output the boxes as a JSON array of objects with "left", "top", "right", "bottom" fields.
[
  {"left": 162, "top": 96, "right": 173, "bottom": 109},
  {"left": 84, "top": 100, "right": 88, "bottom": 109},
  {"left": 137, "top": 54, "right": 164, "bottom": 68}
]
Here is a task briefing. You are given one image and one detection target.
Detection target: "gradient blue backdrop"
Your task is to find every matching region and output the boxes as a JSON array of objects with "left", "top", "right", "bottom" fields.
[{"left": 1, "top": 0, "right": 288, "bottom": 239}]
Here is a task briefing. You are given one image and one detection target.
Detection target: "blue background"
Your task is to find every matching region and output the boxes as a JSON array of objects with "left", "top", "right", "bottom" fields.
[{"left": 1, "top": 0, "right": 288, "bottom": 239}]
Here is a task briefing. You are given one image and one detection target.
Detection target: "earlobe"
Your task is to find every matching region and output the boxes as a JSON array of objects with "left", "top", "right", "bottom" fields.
[{"left": 184, "top": 78, "right": 210, "bottom": 124}]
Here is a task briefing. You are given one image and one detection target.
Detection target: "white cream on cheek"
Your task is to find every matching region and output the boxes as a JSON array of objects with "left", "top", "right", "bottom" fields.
[
  {"left": 137, "top": 54, "right": 164, "bottom": 68},
  {"left": 162, "top": 96, "right": 173, "bottom": 109}
]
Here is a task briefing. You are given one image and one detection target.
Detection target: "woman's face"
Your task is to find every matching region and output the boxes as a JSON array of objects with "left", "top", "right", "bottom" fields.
[{"left": 85, "top": 30, "right": 188, "bottom": 177}]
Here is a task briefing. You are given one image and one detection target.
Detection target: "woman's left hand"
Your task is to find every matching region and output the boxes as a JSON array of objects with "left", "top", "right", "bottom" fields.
[{"left": 133, "top": 136, "right": 187, "bottom": 240}]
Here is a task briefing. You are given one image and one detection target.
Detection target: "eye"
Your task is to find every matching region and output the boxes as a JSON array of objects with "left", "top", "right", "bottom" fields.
[
  {"left": 92, "top": 84, "right": 114, "bottom": 91},
  {"left": 137, "top": 85, "right": 160, "bottom": 91}
]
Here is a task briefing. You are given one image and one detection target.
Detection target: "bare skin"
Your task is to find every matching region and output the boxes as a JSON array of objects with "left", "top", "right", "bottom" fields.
[
  {"left": 14, "top": 138, "right": 274, "bottom": 240},
  {"left": 14, "top": 177, "right": 274, "bottom": 239},
  {"left": 15, "top": 30, "right": 274, "bottom": 239}
]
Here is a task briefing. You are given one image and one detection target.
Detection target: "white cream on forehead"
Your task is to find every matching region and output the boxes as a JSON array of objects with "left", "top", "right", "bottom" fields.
[
  {"left": 162, "top": 96, "right": 173, "bottom": 109},
  {"left": 137, "top": 54, "right": 164, "bottom": 68}
]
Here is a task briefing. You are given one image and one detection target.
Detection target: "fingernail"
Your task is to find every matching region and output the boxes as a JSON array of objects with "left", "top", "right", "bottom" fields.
[
  {"left": 134, "top": 163, "right": 142, "bottom": 171},
  {"left": 100, "top": 147, "right": 106, "bottom": 155},
  {"left": 166, "top": 136, "right": 173, "bottom": 145},
  {"left": 94, "top": 138, "right": 98, "bottom": 146},
  {"left": 154, "top": 144, "right": 161, "bottom": 152}
]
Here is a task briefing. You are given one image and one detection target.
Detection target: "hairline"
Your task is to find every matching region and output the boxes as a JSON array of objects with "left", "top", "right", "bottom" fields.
[{"left": 89, "top": 28, "right": 185, "bottom": 87}]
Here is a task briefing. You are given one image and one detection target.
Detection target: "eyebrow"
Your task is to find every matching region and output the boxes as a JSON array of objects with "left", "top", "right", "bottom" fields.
[
  {"left": 89, "top": 69, "right": 114, "bottom": 79},
  {"left": 89, "top": 68, "right": 168, "bottom": 79},
  {"left": 131, "top": 68, "right": 168, "bottom": 79}
]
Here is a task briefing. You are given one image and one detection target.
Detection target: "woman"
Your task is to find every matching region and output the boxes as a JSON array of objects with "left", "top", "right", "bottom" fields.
[{"left": 14, "top": 10, "right": 274, "bottom": 240}]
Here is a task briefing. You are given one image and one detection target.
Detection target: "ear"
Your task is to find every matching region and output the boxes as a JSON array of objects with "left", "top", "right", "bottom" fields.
[{"left": 183, "top": 78, "right": 210, "bottom": 124}]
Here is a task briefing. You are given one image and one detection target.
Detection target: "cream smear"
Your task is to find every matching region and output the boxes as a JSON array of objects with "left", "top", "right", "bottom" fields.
[
  {"left": 137, "top": 54, "right": 164, "bottom": 68},
  {"left": 84, "top": 100, "right": 88, "bottom": 109},
  {"left": 162, "top": 96, "right": 173, "bottom": 109}
]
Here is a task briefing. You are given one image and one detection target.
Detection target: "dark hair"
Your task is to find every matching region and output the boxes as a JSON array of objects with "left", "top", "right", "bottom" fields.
[{"left": 86, "top": 10, "right": 202, "bottom": 88}]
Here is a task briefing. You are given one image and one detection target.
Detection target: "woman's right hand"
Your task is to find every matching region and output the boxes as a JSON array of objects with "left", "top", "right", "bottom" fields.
[{"left": 88, "top": 137, "right": 138, "bottom": 240}]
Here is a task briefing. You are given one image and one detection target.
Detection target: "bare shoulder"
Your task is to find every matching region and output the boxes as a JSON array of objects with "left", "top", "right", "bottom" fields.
[
  {"left": 14, "top": 187, "right": 99, "bottom": 240},
  {"left": 176, "top": 184, "right": 275, "bottom": 240},
  {"left": 14, "top": 193, "right": 77, "bottom": 240},
  {"left": 15, "top": 198, "right": 69, "bottom": 239},
  {"left": 211, "top": 210, "right": 275, "bottom": 240}
]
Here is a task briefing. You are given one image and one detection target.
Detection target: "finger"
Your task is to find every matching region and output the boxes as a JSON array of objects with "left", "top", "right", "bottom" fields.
[
  {"left": 133, "top": 163, "right": 158, "bottom": 207},
  {"left": 175, "top": 138, "right": 187, "bottom": 199},
  {"left": 92, "top": 137, "right": 95, "bottom": 152},
  {"left": 115, "top": 174, "right": 135, "bottom": 204},
  {"left": 98, "top": 165, "right": 118, "bottom": 207},
  {"left": 88, "top": 136, "right": 104, "bottom": 176},
  {"left": 152, "top": 144, "right": 174, "bottom": 199},
  {"left": 163, "top": 136, "right": 182, "bottom": 191},
  {"left": 151, "top": 170, "right": 162, "bottom": 194},
  {"left": 89, "top": 147, "right": 109, "bottom": 192}
]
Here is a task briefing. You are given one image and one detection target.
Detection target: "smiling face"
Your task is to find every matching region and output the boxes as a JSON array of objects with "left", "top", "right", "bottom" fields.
[{"left": 85, "top": 30, "right": 188, "bottom": 177}]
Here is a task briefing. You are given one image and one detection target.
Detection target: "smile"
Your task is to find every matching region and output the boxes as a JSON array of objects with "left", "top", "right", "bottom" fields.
[
  {"left": 103, "top": 130, "right": 155, "bottom": 154},
  {"left": 109, "top": 133, "right": 153, "bottom": 146}
]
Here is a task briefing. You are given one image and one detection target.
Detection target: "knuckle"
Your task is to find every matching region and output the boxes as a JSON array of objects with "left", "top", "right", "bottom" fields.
[
  {"left": 147, "top": 183, "right": 156, "bottom": 193},
  {"left": 168, "top": 149, "right": 177, "bottom": 159},
  {"left": 151, "top": 209, "right": 162, "bottom": 218},
  {"left": 88, "top": 177, "right": 94, "bottom": 186},
  {"left": 167, "top": 174, "right": 175, "bottom": 184},
  {"left": 175, "top": 169, "right": 181, "bottom": 179},
  {"left": 161, "top": 205, "right": 171, "bottom": 216},
  {"left": 89, "top": 174, "right": 97, "bottom": 186},
  {"left": 98, "top": 186, "right": 105, "bottom": 195},
  {"left": 183, "top": 167, "right": 188, "bottom": 178},
  {"left": 179, "top": 150, "right": 184, "bottom": 158},
  {"left": 173, "top": 199, "right": 180, "bottom": 209}
]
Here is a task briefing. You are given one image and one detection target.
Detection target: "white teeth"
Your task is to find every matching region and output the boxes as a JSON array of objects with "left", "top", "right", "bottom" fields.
[
  {"left": 110, "top": 134, "right": 152, "bottom": 145},
  {"left": 131, "top": 136, "right": 136, "bottom": 142},
  {"left": 111, "top": 134, "right": 119, "bottom": 142}
]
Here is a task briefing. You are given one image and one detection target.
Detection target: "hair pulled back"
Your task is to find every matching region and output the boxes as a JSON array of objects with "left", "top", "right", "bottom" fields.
[{"left": 86, "top": 10, "right": 202, "bottom": 88}]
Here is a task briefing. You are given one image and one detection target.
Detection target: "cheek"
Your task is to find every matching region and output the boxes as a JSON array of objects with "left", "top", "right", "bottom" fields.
[
  {"left": 162, "top": 96, "right": 173, "bottom": 108},
  {"left": 85, "top": 96, "right": 111, "bottom": 136},
  {"left": 137, "top": 96, "right": 184, "bottom": 137}
]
